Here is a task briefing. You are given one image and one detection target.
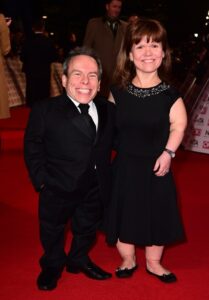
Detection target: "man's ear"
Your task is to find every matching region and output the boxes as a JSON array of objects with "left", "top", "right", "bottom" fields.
[{"left": 62, "top": 74, "right": 67, "bottom": 88}]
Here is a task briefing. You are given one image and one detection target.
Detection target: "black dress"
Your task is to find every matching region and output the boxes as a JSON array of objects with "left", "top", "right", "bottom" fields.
[{"left": 106, "top": 82, "right": 185, "bottom": 246}]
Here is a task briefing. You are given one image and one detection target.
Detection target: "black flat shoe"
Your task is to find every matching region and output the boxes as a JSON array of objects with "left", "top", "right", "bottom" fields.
[
  {"left": 66, "top": 261, "right": 112, "bottom": 280},
  {"left": 146, "top": 268, "right": 177, "bottom": 283},
  {"left": 115, "top": 265, "right": 138, "bottom": 278}
]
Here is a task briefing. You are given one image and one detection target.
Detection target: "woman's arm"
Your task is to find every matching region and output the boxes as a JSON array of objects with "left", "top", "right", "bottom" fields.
[
  {"left": 165, "top": 97, "right": 187, "bottom": 152},
  {"left": 108, "top": 92, "right": 116, "bottom": 104},
  {"left": 154, "top": 97, "right": 187, "bottom": 176}
]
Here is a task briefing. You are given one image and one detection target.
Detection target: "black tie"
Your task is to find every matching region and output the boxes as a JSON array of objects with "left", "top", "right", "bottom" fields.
[
  {"left": 78, "top": 103, "right": 96, "bottom": 139},
  {"left": 108, "top": 20, "right": 118, "bottom": 37}
]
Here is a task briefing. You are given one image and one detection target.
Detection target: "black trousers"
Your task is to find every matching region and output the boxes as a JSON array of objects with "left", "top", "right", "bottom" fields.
[{"left": 38, "top": 172, "right": 102, "bottom": 270}]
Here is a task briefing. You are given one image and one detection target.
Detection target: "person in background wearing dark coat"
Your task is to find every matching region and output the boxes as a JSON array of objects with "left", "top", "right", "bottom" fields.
[
  {"left": 24, "top": 46, "right": 115, "bottom": 291},
  {"left": 83, "top": 0, "right": 127, "bottom": 97},
  {"left": 20, "top": 18, "right": 57, "bottom": 107}
]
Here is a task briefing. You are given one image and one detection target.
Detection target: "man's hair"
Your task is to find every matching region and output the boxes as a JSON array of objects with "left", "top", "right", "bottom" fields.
[{"left": 63, "top": 46, "right": 103, "bottom": 80}]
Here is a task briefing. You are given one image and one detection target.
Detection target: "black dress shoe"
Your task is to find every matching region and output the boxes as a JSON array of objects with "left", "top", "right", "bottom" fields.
[
  {"left": 66, "top": 261, "right": 112, "bottom": 280},
  {"left": 115, "top": 265, "right": 138, "bottom": 278},
  {"left": 37, "top": 268, "right": 62, "bottom": 291},
  {"left": 146, "top": 268, "right": 177, "bottom": 283}
]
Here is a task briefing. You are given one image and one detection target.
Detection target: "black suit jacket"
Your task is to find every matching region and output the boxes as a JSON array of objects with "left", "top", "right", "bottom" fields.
[{"left": 24, "top": 93, "right": 115, "bottom": 205}]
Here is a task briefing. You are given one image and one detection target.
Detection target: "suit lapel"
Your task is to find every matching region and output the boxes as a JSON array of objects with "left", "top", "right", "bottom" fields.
[
  {"left": 58, "top": 94, "right": 92, "bottom": 139},
  {"left": 72, "top": 115, "right": 96, "bottom": 140},
  {"left": 59, "top": 93, "right": 78, "bottom": 118},
  {"left": 59, "top": 94, "right": 108, "bottom": 142}
]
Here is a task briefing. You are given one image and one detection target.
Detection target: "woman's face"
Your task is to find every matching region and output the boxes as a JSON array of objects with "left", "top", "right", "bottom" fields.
[{"left": 129, "top": 35, "right": 165, "bottom": 74}]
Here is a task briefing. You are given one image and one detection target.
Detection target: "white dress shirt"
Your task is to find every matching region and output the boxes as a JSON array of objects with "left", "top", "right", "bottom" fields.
[{"left": 67, "top": 96, "right": 99, "bottom": 131}]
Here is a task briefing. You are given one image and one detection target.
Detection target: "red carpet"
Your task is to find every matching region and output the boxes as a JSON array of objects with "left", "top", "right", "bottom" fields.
[
  {"left": 1, "top": 106, "right": 209, "bottom": 300},
  {"left": 0, "top": 106, "right": 29, "bottom": 151}
]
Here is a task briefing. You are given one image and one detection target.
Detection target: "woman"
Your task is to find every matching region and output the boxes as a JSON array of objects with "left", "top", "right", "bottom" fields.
[
  {"left": 0, "top": 13, "right": 11, "bottom": 119},
  {"left": 106, "top": 18, "right": 187, "bottom": 283}
]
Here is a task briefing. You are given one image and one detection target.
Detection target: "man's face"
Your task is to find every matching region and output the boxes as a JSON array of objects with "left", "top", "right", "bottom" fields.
[
  {"left": 62, "top": 55, "right": 100, "bottom": 104},
  {"left": 106, "top": 0, "right": 122, "bottom": 19}
]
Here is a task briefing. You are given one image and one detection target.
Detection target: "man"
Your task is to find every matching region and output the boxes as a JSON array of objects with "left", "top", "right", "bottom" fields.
[
  {"left": 24, "top": 47, "right": 115, "bottom": 291},
  {"left": 83, "top": 0, "right": 127, "bottom": 97},
  {"left": 20, "top": 18, "right": 57, "bottom": 107}
]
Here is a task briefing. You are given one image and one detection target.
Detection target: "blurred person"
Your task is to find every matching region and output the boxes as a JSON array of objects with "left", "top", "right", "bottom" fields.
[
  {"left": 0, "top": 13, "right": 11, "bottom": 119},
  {"left": 106, "top": 18, "right": 187, "bottom": 282},
  {"left": 62, "top": 30, "right": 78, "bottom": 58},
  {"left": 10, "top": 29, "right": 25, "bottom": 56},
  {"left": 83, "top": 0, "right": 127, "bottom": 97},
  {"left": 20, "top": 17, "right": 58, "bottom": 107},
  {"left": 1, "top": 0, "right": 39, "bottom": 38},
  {"left": 127, "top": 13, "right": 139, "bottom": 24},
  {"left": 24, "top": 47, "right": 115, "bottom": 291}
]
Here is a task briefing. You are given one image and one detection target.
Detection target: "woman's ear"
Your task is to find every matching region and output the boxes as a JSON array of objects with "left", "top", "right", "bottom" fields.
[{"left": 129, "top": 52, "right": 133, "bottom": 61}]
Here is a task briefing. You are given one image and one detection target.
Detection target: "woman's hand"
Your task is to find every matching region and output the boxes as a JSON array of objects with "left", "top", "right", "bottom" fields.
[
  {"left": 5, "top": 17, "right": 12, "bottom": 26},
  {"left": 153, "top": 151, "right": 171, "bottom": 176}
]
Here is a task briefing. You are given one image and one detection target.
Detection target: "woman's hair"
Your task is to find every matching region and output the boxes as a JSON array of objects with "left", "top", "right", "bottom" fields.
[{"left": 114, "top": 18, "right": 172, "bottom": 88}]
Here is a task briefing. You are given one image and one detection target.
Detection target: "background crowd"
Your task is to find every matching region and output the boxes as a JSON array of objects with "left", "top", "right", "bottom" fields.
[{"left": 0, "top": 0, "right": 209, "bottom": 116}]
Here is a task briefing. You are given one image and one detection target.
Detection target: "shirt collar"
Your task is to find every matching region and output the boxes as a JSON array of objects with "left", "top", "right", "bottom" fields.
[
  {"left": 103, "top": 15, "right": 121, "bottom": 25},
  {"left": 66, "top": 94, "right": 93, "bottom": 108}
]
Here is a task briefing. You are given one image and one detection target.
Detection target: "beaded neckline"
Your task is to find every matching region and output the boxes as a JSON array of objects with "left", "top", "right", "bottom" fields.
[{"left": 127, "top": 82, "right": 170, "bottom": 98}]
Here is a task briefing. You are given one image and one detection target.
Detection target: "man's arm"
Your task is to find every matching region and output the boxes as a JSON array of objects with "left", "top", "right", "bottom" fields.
[{"left": 24, "top": 102, "right": 47, "bottom": 191}]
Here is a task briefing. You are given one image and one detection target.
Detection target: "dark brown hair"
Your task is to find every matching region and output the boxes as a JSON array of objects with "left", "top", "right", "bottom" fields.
[{"left": 114, "top": 18, "right": 172, "bottom": 88}]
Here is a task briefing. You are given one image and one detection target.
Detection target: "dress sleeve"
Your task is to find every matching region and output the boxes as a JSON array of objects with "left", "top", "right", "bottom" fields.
[
  {"left": 110, "top": 85, "right": 121, "bottom": 105},
  {"left": 167, "top": 86, "right": 182, "bottom": 106}
]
